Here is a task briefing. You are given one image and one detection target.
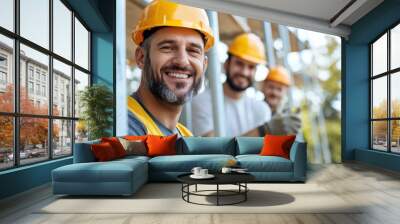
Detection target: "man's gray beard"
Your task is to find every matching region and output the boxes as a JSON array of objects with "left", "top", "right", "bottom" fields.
[{"left": 142, "top": 53, "right": 203, "bottom": 105}]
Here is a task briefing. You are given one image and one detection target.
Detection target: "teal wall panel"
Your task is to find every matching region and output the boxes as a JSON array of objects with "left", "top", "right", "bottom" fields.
[
  {"left": 0, "top": 158, "right": 72, "bottom": 199},
  {"left": 343, "top": 0, "right": 400, "bottom": 171}
]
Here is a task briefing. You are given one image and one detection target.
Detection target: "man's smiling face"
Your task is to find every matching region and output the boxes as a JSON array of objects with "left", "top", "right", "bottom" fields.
[{"left": 137, "top": 27, "right": 208, "bottom": 105}]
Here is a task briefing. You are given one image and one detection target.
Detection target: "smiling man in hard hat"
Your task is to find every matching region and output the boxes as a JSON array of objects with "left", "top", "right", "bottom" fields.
[
  {"left": 128, "top": 0, "right": 214, "bottom": 136},
  {"left": 262, "top": 66, "right": 291, "bottom": 115},
  {"left": 257, "top": 66, "right": 302, "bottom": 135},
  {"left": 192, "top": 33, "right": 272, "bottom": 137}
]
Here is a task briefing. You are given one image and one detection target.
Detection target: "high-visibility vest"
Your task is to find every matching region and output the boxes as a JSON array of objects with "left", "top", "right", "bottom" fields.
[{"left": 127, "top": 96, "right": 193, "bottom": 137}]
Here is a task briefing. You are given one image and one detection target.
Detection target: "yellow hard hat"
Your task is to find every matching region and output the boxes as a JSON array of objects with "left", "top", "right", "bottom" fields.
[
  {"left": 132, "top": 0, "right": 214, "bottom": 51},
  {"left": 266, "top": 66, "right": 291, "bottom": 86},
  {"left": 228, "top": 33, "right": 266, "bottom": 64}
]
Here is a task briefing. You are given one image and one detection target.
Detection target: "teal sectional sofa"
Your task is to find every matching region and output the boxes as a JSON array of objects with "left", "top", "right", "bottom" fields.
[{"left": 52, "top": 137, "right": 307, "bottom": 196}]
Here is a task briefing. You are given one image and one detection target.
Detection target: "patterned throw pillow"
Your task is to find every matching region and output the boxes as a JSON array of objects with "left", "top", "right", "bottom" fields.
[{"left": 118, "top": 138, "right": 147, "bottom": 156}]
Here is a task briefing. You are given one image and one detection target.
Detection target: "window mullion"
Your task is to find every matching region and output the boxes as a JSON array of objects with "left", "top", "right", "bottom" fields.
[
  {"left": 49, "top": 0, "right": 53, "bottom": 160},
  {"left": 13, "top": 0, "right": 20, "bottom": 167},
  {"left": 388, "top": 30, "right": 391, "bottom": 152},
  {"left": 71, "top": 11, "right": 76, "bottom": 155}
]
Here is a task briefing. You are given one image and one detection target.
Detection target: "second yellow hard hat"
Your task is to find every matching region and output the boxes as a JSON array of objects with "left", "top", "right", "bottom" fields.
[
  {"left": 228, "top": 33, "right": 266, "bottom": 65},
  {"left": 265, "top": 66, "right": 291, "bottom": 86}
]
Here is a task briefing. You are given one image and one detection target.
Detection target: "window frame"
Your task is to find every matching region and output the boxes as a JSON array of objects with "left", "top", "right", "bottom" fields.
[
  {"left": 370, "top": 20, "right": 400, "bottom": 154},
  {"left": 0, "top": 0, "right": 92, "bottom": 171}
]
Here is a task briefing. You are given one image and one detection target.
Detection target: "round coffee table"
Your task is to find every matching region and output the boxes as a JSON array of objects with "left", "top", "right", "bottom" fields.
[{"left": 177, "top": 172, "right": 255, "bottom": 206}]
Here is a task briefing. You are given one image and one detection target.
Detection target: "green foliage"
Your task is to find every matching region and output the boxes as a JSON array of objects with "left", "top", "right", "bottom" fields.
[
  {"left": 79, "top": 84, "right": 113, "bottom": 140},
  {"left": 301, "top": 36, "right": 342, "bottom": 163}
]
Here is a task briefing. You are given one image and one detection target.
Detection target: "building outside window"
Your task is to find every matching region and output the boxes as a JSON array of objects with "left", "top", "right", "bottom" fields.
[
  {"left": 0, "top": 0, "right": 91, "bottom": 170},
  {"left": 371, "top": 23, "right": 400, "bottom": 154}
]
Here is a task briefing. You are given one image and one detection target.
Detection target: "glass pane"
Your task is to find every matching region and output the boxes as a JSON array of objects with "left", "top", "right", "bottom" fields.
[
  {"left": 53, "top": 0, "right": 72, "bottom": 60},
  {"left": 0, "top": 0, "right": 14, "bottom": 31},
  {"left": 391, "top": 72, "right": 400, "bottom": 118},
  {"left": 372, "top": 77, "right": 387, "bottom": 119},
  {"left": 53, "top": 59, "right": 72, "bottom": 116},
  {"left": 372, "top": 33, "right": 387, "bottom": 76},
  {"left": 0, "top": 116, "right": 14, "bottom": 170},
  {"left": 391, "top": 24, "right": 400, "bottom": 70},
  {"left": 391, "top": 120, "right": 400, "bottom": 153},
  {"left": 75, "top": 120, "right": 88, "bottom": 143},
  {"left": 53, "top": 119, "right": 72, "bottom": 157},
  {"left": 0, "top": 35, "right": 14, "bottom": 112},
  {"left": 20, "top": 0, "right": 49, "bottom": 49},
  {"left": 74, "top": 69, "right": 89, "bottom": 118},
  {"left": 372, "top": 121, "right": 388, "bottom": 151},
  {"left": 20, "top": 44, "right": 49, "bottom": 115},
  {"left": 20, "top": 117, "right": 49, "bottom": 165},
  {"left": 74, "top": 18, "right": 89, "bottom": 70}
]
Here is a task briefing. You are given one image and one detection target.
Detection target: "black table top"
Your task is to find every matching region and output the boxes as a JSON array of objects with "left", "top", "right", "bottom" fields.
[{"left": 177, "top": 172, "right": 255, "bottom": 185}]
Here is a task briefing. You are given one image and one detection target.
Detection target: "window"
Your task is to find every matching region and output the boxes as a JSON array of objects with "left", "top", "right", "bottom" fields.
[
  {"left": 0, "top": 0, "right": 14, "bottom": 32},
  {"left": 371, "top": 23, "right": 400, "bottom": 154},
  {"left": 0, "top": 54, "right": 7, "bottom": 67},
  {"left": 35, "top": 70, "right": 41, "bottom": 81},
  {"left": 28, "top": 81, "right": 34, "bottom": 94},
  {"left": 0, "top": 0, "right": 91, "bottom": 170},
  {"left": 42, "top": 85, "right": 46, "bottom": 97},
  {"left": 0, "top": 54, "right": 7, "bottom": 86},
  {"left": 28, "top": 67, "right": 34, "bottom": 80},
  {"left": 36, "top": 83, "right": 40, "bottom": 95}
]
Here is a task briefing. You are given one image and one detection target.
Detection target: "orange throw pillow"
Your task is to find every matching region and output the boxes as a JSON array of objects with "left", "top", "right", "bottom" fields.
[
  {"left": 260, "top": 135, "right": 296, "bottom": 159},
  {"left": 124, "top": 135, "right": 147, "bottom": 141},
  {"left": 101, "top": 137, "right": 127, "bottom": 158},
  {"left": 146, "top": 134, "right": 177, "bottom": 157},
  {"left": 91, "top": 142, "right": 117, "bottom": 161}
]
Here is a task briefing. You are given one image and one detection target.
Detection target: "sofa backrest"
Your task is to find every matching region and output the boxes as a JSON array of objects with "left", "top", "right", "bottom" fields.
[
  {"left": 177, "top": 137, "right": 236, "bottom": 155},
  {"left": 235, "top": 137, "right": 264, "bottom": 155},
  {"left": 73, "top": 139, "right": 100, "bottom": 163}
]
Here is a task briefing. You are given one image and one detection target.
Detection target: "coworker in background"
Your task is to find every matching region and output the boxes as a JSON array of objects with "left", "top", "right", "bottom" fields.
[
  {"left": 262, "top": 66, "right": 291, "bottom": 115},
  {"left": 127, "top": 0, "right": 214, "bottom": 136},
  {"left": 192, "top": 33, "right": 299, "bottom": 137},
  {"left": 192, "top": 33, "right": 270, "bottom": 137},
  {"left": 259, "top": 66, "right": 302, "bottom": 135}
]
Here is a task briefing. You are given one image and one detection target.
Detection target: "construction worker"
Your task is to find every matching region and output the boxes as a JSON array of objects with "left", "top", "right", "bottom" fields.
[
  {"left": 191, "top": 33, "right": 269, "bottom": 137},
  {"left": 259, "top": 66, "right": 302, "bottom": 135},
  {"left": 262, "top": 66, "right": 291, "bottom": 115},
  {"left": 128, "top": 0, "right": 214, "bottom": 136}
]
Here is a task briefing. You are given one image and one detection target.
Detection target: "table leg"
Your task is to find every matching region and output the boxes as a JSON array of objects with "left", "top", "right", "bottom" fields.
[
  {"left": 245, "top": 183, "right": 247, "bottom": 201},
  {"left": 217, "top": 184, "right": 219, "bottom": 206},
  {"left": 195, "top": 184, "right": 197, "bottom": 192}
]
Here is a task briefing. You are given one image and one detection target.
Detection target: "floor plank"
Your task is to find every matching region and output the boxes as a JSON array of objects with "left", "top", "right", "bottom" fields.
[{"left": 1, "top": 162, "right": 400, "bottom": 224}]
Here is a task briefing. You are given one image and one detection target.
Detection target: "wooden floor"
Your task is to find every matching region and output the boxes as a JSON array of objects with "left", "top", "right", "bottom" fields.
[{"left": 1, "top": 162, "right": 400, "bottom": 224}]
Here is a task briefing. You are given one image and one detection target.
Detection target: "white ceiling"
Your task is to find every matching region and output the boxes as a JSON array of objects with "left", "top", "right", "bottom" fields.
[{"left": 173, "top": 0, "right": 384, "bottom": 38}]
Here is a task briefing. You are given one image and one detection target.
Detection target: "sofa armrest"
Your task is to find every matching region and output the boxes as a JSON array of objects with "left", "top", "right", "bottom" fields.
[
  {"left": 289, "top": 141, "right": 307, "bottom": 181},
  {"left": 73, "top": 141, "right": 98, "bottom": 163}
]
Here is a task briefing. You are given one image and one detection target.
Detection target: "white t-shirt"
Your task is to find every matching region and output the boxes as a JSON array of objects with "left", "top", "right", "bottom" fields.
[{"left": 191, "top": 89, "right": 271, "bottom": 137}]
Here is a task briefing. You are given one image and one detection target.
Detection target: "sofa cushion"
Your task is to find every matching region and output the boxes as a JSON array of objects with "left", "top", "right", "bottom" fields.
[
  {"left": 146, "top": 134, "right": 177, "bottom": 157},
  {"left": 118, "top": 138, "right": 147, "bottom": 156},
  {"left": 235, "top": 137, "right": 263, "bottom": 155},
  {"left": 177, "top": 137, "right": 236, "bottom": 155},
  {"left": 91, "top": 142, "right": 118, "bottom": 161},
  {"left": 236, "top": 155, "right": 293, "bottom": 172},
  {"left": 101, "top": 137, "right": 127, "bottom": 158},
  {"left": 260, "top": 135, "right": 296, "bottom": 159},
  {"left": 73, "top": 139, "right": 100, "bottom": 163},
  {"left": 52, "top": 158, "right": 147, "bottom": 183},
  {"left": 148, "top": 154, "right": 235, "bottom": 172}
]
